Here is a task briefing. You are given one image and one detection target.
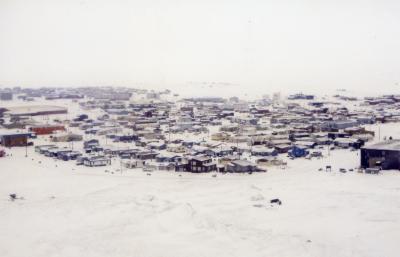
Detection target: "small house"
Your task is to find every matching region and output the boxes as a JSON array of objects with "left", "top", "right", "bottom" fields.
[
  {"left": 35, "top": 145, "right": 57, "bottom": 154},
  {"left": 334, "top": 138, "right": 364, "bottom": 149},
  {"left": 118, "top": 149, "right": 140, "bottom": 159},
  {"left": 145, "top": 161, "right": 176, "bottom": 171},
  {"left": 166, "top": 143, "right": 187, "bottom": 153},
  {"left": 84, "top": 139, "right": 100, "bottom": 149},
  {"left": 113, "top": 134, "right": 138, "bottom": 142},
  {"left": 251, "top": 146, "right": 278, "bottom": 157},
  {"left": 58, "top": 151, "right": 82, "bottom": 161},
  {"left": 206, "top": 146, "right": 234, "bottom": 157},
  {"left": 146, "top": 141, "right": 167, "bottom": 150},
  {"left": 186, "top": 156, "right": 216, "bottom": 172},
  {"left": 226, "top": 160, "right": 263, "bottom": 173},
  {"left": 274, "top": 144, "right": 292, "bottom": 153},
  {"left": 47, "top": 148, "right": 72, "bottom": 158},
  {"left": 83, "top": 156, "right": 111, "bottom": 167},
  {"left": 156, "top": 153, "right": 182, "bottom": 163},
  {"left": 136, "top": 151, "right": 158, "bottom": 160},
  {"left": 122, "top": 159, "right": 146, "bottom": 169},
  {"left": 256, "top": 157, "right": 286, "bottom": 167},
  {"left": 51, "top": 133, "right": 83, "bottom": 142},
  {"left": 328, "top": 132, "right": 351, "bottom": 140}
]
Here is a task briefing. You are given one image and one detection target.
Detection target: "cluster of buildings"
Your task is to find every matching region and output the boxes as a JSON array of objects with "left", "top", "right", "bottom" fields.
[{"left": 1, "top": 86, "right": 400, "bottom": 172}]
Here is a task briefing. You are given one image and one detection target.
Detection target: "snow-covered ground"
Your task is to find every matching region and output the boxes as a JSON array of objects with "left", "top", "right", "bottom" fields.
[
  {"left": 1, "top": 138, "right": 400, "bottom": 257},
  {"left": 1, "top": 96, "right": 400, "bottom": 257}
]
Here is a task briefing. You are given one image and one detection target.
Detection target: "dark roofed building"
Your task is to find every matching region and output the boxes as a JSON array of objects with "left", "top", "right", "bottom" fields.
[
  {"left": 0, "top": 132, "right": 30, "bottom": 147},
  {"left": 361, "top": 140, "right": 400, "bottom": 170},
  {"left": 186, "top": 156, "right": 216, "bottom": 172}
]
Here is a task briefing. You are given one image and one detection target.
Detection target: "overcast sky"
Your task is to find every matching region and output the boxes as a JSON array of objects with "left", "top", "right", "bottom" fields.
[{"left": 1, "top": 0, "right": 400, "bottom": 94}]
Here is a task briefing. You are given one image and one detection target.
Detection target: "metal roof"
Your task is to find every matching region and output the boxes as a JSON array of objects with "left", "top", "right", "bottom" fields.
[{"left": 362, "top": 140, "right": 400, "bottom": 151}]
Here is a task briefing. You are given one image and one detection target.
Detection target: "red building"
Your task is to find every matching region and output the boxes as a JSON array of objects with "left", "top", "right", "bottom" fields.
[{"left": 30, "top": 125, "right": 65, "bottom": 135}]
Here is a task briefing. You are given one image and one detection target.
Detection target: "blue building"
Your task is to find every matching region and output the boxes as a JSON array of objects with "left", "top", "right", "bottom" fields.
[{"left": 288, "top": 146, "right": 309, "bottom": 158}]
